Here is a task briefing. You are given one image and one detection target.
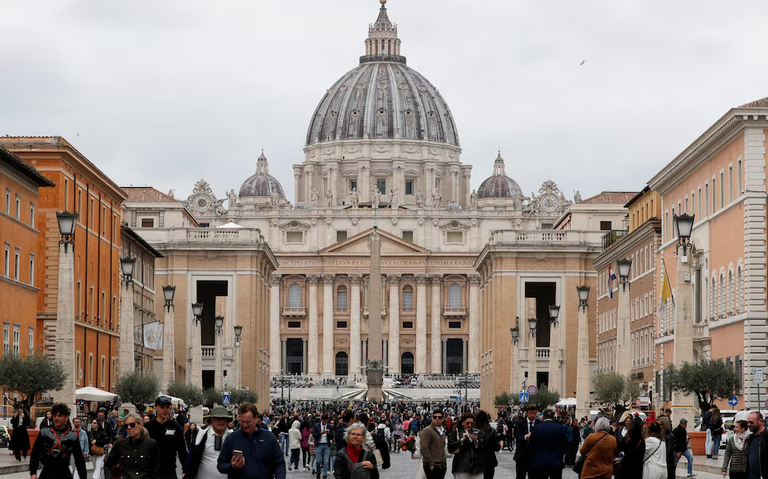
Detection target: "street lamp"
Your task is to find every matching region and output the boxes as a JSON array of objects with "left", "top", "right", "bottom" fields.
[
  {"left": 56, "top": 211, "right": 78, "bottom": 253},
  {"left": 214, "top": 315, "right": 224, "bottom": 389},
  {"left": 190, "top": 303, "right": 204, "bottom": 389},
  {"left": 214, "top": 316, "right": 224, "bottom": 335},
  {"left": 510, "top": 317, "right": 520, "bottom": 345},
  {"left": 528, "top": 317, "right": 538, "bottom": 337},
  {"left": 120, "top": 256, "right": 136, "bottom": 289},
  {"left": 548, "top": 305, "right": 560, "bottom": 326},
  {"left": 674, "top": 213, "right": 695, "bottom": 256},
  {"left": 617, "top": 258, "right": 632, "bottom": 291},
  {"left": 191, "top": 303, "right": 204, "bottom": 323},
  {"left": 162, "top": 285, "right": 176, "bottom": 311},
  {"left": 577, "top": 286, "right": 590, "bottom": 311},
  {"left": 233, "top": 325, "right": 243, "bottom": 390}
]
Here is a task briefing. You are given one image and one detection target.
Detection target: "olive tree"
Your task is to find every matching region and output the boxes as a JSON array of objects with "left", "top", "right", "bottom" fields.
[
  {"left": 116, "top": 371, "right": 159, "bottom": 414},
  {"left": 667, "top": 359, "right": 737, "bottom": 413},
  {"left": 0, "top": 354, "right": 66, "bottom": 411},
  {"left": 593, "top": 372, "right": 641, "bottom": 422}
]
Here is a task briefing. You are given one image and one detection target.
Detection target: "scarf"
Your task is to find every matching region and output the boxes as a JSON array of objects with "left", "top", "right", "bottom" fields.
[{"left": 734, "top": 431, "right": 751, "bottom": 451}]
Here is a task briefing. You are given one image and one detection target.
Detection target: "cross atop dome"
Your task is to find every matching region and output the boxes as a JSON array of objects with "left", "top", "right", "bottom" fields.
[
  {"left": 362, "top": 0, "right": 405, "bottom": 64},
  {"left": 493, "top": 150, "right": 507, "bottom": 176}
]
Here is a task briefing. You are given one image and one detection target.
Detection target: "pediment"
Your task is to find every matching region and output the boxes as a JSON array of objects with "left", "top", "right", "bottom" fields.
[{"left": 321, "top": 228, "right": 429, "bottom": 256}]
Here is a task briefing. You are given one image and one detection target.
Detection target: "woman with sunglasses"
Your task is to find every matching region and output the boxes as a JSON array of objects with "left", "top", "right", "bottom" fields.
[
  {"left": 448, "top": 413, "right": 485, "bottom": 479},
  {"left": 105, "top": 413, "right": 160, "bottom": 479}
]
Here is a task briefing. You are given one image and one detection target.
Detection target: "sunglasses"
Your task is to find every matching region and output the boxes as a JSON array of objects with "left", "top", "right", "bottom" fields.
[
  {"left": 433, "top": 416, "right": 443, "bottom": 419},
  {"left": 125, "top": 422, "right": 138, "bottom": 429}
]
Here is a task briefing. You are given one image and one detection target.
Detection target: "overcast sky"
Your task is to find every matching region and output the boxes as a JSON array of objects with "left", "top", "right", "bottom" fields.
[{"left": 2, "top": 0, "right": 767, "bottom": 203}]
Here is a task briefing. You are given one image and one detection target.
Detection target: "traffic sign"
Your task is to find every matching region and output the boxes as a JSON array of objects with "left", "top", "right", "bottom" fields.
[
  {"left": 728, "top": 396, "right": 738, "bottom": 407},
  {"left": 519, "top": 392, "right": 530, "bottom": 403},
  {"left": 222, "top": 391, "right": 231, "bottom": 406},
  {"left": 527, "top": 385, "right": 538, "bottom": 395},
  {"left": 754, "top": 368, "right": 764, "bottom": 385}
]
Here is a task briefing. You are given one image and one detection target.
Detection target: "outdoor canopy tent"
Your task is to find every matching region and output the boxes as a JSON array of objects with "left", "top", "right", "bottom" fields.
[{"left": 75, "top": 387, "right": 117, "bottom": 402}]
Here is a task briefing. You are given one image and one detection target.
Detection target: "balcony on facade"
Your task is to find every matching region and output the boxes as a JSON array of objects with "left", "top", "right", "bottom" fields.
[
  {"left": 362, "top": 307, "right": 387, "bottom": 318},
  {"left": 199, "top": 345, "right": 234, "bottom": 369},
  {"left": 282, "top": 307, "right": 306, "bottom": 318},
  {"left": 488, "top": 229, "right": 607, "bottom": 247},
  {"left": 517, "top": 347, "right": 553, "bottom": 365},
  {"left": 602, "top": 229, "right": 629, "bottom": 249},
  {"left": 443, "top": 307, "right": 467, "bottom": 318}
]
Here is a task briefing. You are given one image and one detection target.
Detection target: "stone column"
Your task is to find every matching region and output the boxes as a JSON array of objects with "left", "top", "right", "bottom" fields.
[
  {"left": 416, "top": 275, "right": 428, "bottom": 373},
  {"left": 281, "top": 338, "right": 287, "bottom": 372},
  {"left": 576, "top": 294, "right": 591, "bottom": 419},
  {"left": 215, "top": 323, "right": 224, "bottom": 390},
  {"left": 302, "top": 339, "right": 308, "bottom": 375},
  {"left": 118, "top": 284, "right": 134, "bottom": 378},
  {"left": 323, "top": 274, "right": 335, "bottom": 379},
  {"left": 468, "top": 275, "right": 481, "bottom": 374},
  {"left": 462, "top": 338, "right": 468, "bottom": 374},
  {"left": 442, "top": 338, "right": 448, "bottom": 374},
  {"left": 233, "top": 339, "right": 241, "bottom": 390},
  {"left": 362, "top": 338, "right": 368, "bottom": 368},
  {"left": 53, "top": 243, "right": 76, "bottom": 406},
  {"left": 162, "top": 304, "right": 175, "bottom": 392},
  {"left": 430, "top": 276, "right": 442, "bottom": 373},
  {"left": 388, "top": 275, "right": 401, "bottom": 375},
  {"left": 191, "top": 318, "right": 202, "bottom": 389},
  {"left": 616, "top": 281, "right": 631, "bottom": 376},
  {"left": 349, "top": 275, "right": 362, "bottom": 381},
  {"left": 526, "top": 298, "right": 537, "bottom": 389},
  {"left": 510, "top": 334, "right": 521, "bottom": 396},
  {"left": 293, "top": 168, "right": 302, "bottom": 205},
  {"left": 307, "top": 275, "right": 320, "bottom": 376},
  {"left": 270, "top": 274, "right": 281, "bottom": 376},
  {"left": 673, "top": 252, "right": 695, "bottom": 425},
  {"left": 383, "top": 338, "right": 388, "bottom": 370},
  {"left": 548, "top": 320, "right": 561, "bottom": 394}
]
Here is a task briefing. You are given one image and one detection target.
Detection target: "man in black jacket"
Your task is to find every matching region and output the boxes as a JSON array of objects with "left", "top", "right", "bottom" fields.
[
  {"left": 146, "top": 395, "right": 188, "bottom": 479},
  {"left": 335, "top": 410, "right": 354, "bottom": 450},
  {"left": 30, "top": 403, "right": 87, "bottom": 479},
  {"left": 514, "top": 406, "right": 541, "bottom": 479},
  {"left": 277, "top": 412, "right": 292, "bottom": 457},
  {"left": 745, "top": 411, "right": 768, "bottom": 479},
  {"left": 672, "top": 419, "right": 694, "bottom": 478}
]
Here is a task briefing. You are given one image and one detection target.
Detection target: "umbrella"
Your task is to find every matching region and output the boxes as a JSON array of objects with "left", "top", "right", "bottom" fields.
[{"left": 76, "top": 387, "right": 117, "bottom": 402}]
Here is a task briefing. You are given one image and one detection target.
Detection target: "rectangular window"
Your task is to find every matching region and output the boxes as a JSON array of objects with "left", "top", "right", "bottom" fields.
[
  {"left": 405, "top": 179, "right": 414, "bottom": 195},
  {"left": 76, "top": 351, "right": 82, "bottom": 384},
  {"left": 101, "top": 291, "right": 106, "bottom": 323},
  {"left": 64, "top": 180, "right": 69, "bottom": 210},
  {"left": 720, "top": 172, "right": 725, "bottom": 208},
  {"left": 336, "top": 321, "right": 348, "bottom": 329},
  {"left": 28, "top": 328, "right": 34, "bottom": 356},
  {"left": 12, "top": 325, "right": 19, "bottom": 356},
  {"left": 697, "top": 188, "right": 701, "bottom": 217},
  {"left": 402, "top": 231, "right": 414, "bottom": 243},
  {"left": 88, "top": 354, "right": 94, "bottom": 386},
  {"left": 100, "top": 356, "right": 106, "bottom": 387},
  {"left": 735, "top": 355, "right": 743, "bottom": 395},
  {"left": 705, "top": 183, "right": 709, "bottom": 216},
  {"left": 141, "top": 218, "right": 154, "bottom": 228},
  {"left": 5, "top": 190, "right": 9, "bottom": 214},
  {"left": 541, "top": 223, "right": 553, "bottom": 230},
  {"left": 102, "top": 206, "right": 107, "bottom": 235},
  {"left": 376, "top": 179, "right": 386, "bottom": 194},
  {"left": 15, "top": 196, "right": 20, "bottom": 219},
  {"left": 29, "top": 255, "right": 34, "bottom": 286},
  {"left": 287, "top": 321, "right": 301, "bottom": 328},
  {"left": 685, "top": 197, "right": 688, "bottom": 214},
  {"left": 349, "top": 179, "right": 357, "bottom": 193},
  {"left": 402, "top": 321, "right": 414, "bottom": 329},
  {"left": 729, "top": 166, "right": 733, "bottom": 202},
  {"left": 446, "top": 231, "right": 463, "bottom": 243},
  {"left": 286, "top": 231, "right": 303, "bottom": 243},
  {"left": 448, "top": 321, "right": 462, "bottom": 329},
  {"left": 712, "top": 178, "right": 717, "bottom": 212},
  {"left": 29, "top": 204, "right": 35, "bottom": 228},
  {"left": 600, "top": 221, "right": 612, "bottom": 231},
  {"left": 76, "top": 281, "right": 82, "bottom": 319},
  {"left": 77, "top": 190, "right": 82, "bottom": 220},
  {"left": 738, "top": 160, "right": 743, "bottom": 195},
  {"left": 112, "top": 214, "right": 117, "bottom": 242},
  {"left": 90, "top": 198, "right": 94, "bottom": 229},
  {"left": 14, "top": 249, "right": 19, "bottom": 280},
  {"left": 336, "top": 231, "right": 348, "bottom": 243},
  {"left": 3, "top": 324, "right": 9, "bottom": 355},
  {"left": 3, "top": 244, "right": 9, "bottom": 276}
]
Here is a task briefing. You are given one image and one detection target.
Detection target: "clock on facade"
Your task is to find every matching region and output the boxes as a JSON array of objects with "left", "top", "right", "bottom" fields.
[
  {"left": 194, "top": 194, "right": 210, "bottom": 211},
  {"left": 541, "top": 194, "right": 559, "bottom": 212}
]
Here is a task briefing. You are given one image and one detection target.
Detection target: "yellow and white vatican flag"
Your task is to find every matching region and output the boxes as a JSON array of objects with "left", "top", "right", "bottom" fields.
[{"left": 143, "top": 321, "right": 164, "bottom": 350}]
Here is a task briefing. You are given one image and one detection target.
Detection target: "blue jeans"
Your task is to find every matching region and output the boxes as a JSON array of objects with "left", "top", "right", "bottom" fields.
[
  {"left": 675, "top": 449, "right": 694, "bottom": 475},
  {"left": 280, "top": 433, "right": 289, "bottom": 455},
  {"left": 315, "top": 443, "right": 331, "bottom": 477}
]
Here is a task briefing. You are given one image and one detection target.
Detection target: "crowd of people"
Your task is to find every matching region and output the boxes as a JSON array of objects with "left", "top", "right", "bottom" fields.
[{"left": 15, "top": 396, "right": 768, "bottom": 479}]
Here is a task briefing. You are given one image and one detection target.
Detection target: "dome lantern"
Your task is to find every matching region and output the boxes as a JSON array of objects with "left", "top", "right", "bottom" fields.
[
  {"left": 362, "top": 0, "right": 405, "bottom": 64},
  {"left": 238, "top": 150, "right": 285, "bottom": 199},
  {"left": 477, "top": 151, "right": 523, "bottom": 199}
]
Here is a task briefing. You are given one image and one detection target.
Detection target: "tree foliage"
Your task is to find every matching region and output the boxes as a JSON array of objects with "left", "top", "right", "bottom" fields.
[
  {"left": 203, "top": 388, "right": 223, "bottom": 407},
  {"left": 667, "top": 360, "right": 737, "bottom": 413},
  {"left": 167, "top": 381, "right": 203, "bottom": 408},
  {"left": 0, "top": 354, "right": 66, "bottom": 411},
  {"left": 231, "top": 389, "right": 258, "bottom": 406},
  {"left": 494, "top": 391, "right": 511, "bottom": 407},
  {"left": 593, "top": 372, "right": 641, "bottom": 422},
  {"left": 511, "top": 386, "right": 560, "bottom": 410},
  {"left": 116, "top": 371, "right": 159, "bottom": 414}
]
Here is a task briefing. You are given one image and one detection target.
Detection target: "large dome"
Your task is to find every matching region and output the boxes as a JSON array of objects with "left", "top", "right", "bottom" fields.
[
  {"left": 305, "top": 2, "right": 459, "bottom": 147},
  {"left": 239, "top": 151, "right": 285, "bottom": 198},
  {"left": 477, "top": 152, "right": 522, "bottom": 199}
]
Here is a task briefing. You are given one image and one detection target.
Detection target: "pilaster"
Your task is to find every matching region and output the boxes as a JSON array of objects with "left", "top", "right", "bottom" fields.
[
  {"left": 430, "top": 275, "right": 442, "bottom": 373},
  {"left": 415, "top": 274, "right": 428, "bottom": 373},
  {"left": 307, "top": 274, "right": 320, "bottom": 376}
]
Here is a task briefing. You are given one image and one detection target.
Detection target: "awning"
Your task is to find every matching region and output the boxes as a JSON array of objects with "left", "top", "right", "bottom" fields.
[{"left": 76, "top": 387, "right": 117, "bottom": 402}]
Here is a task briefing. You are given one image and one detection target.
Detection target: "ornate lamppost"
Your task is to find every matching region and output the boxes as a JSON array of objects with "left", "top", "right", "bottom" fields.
[
  {"left": 118, "top": 256, "right": 136, "bottom": 377},
  {"left": 214, "top": 316, "right": 224, "bottom": 389},
  {"left": 161, "top": 285, "right": 176, "bottom": 391},
  {"left": 576, "top": 285, "right": 591, "bottom": 418},
  {"left": 53, "top": 211, "right": 78, "bottom": 406}
]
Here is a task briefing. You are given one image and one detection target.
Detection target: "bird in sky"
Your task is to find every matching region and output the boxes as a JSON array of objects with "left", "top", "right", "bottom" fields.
[{"left": 580, "top": 60, "right": 587, "bottom": 66}]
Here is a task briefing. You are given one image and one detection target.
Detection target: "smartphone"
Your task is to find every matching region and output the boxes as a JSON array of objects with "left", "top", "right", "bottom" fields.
[{"left": 233, "top": 450, "right": 243, "bottom": 457}]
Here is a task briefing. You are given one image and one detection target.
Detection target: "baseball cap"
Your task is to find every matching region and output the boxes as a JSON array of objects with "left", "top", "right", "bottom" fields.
[{"left": 155, "top": 396, "right": 173, "bottom": 406}]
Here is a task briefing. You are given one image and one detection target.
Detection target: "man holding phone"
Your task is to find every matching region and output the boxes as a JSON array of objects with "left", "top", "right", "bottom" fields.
[{"left": 217, "top": 403, "right": 285, "bottom": 479}]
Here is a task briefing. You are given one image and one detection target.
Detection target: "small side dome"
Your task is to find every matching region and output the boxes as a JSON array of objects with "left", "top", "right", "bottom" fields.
[
  {"left": 239, "top": 151, "right": 285, "bottom": 198},
  {"left": 477, "top": 151, "right": 522, "bottom": 199}
]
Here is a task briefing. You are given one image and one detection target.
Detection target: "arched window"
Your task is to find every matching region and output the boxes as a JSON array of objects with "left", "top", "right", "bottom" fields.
[
  {"left": 719, "top": 273, "right": 725, "bottom": 317},
  {"left": 448, "top": 283, "right": 461, "bottom": 308},
  {"left": 711, "top": 275, "right": 717, "bottom": 319},
  {"left": 288, "top": 284, "right": 302, "bottom": 308},
  {"left": 402, "top": 285, "right": 414, "bottom": 309},
  {"left": 737, "top": 265, "right": 744, "bottom": 312},
  {"left": 728, "top": 270, "right": 734, "bottom": 314},
  {"left": 336, "top": 285, "right": 348, "bottom": 309},
  {"left": 335, "top": 351, "right": 348, "bottom": 376}
]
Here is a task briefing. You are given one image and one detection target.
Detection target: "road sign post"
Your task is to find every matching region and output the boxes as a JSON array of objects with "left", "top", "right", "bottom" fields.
[
  {"left": 222, "top": 391, "right": 231, "bottom": 406},
  {"left": 754, "top": 369, "right": 764, "bottom": 411},
  {"left": 519, "top": 392, "right": 529, "bottom": 403}
]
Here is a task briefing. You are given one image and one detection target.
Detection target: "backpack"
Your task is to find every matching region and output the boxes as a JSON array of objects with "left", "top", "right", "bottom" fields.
[
  {"left": 338, "top": 449, "right": 374, "bottom": 479},
  {"left": 409, "top": 419, "right": 420, "bottom": 432}
]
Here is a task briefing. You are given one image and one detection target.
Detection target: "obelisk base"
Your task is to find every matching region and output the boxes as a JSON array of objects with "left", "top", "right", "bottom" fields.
[{"left": 367, "top": 369, "right": 383, "bottom": 402}]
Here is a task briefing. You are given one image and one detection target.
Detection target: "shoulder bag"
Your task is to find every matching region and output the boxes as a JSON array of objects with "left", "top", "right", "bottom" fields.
[{"left": 573, "top": 432, "right": 608, "bottom": 477}]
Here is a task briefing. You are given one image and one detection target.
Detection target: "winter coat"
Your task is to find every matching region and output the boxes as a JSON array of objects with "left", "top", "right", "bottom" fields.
[
  {"left": 105, "top": 436, "right": 161, "bottom": 479},
  {"left": 10, "top": 413, "right": 30, "bottom": 451}
]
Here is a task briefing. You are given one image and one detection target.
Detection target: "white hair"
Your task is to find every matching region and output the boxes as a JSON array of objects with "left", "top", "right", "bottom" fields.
[
  {"left": 595, "top": 417, "right": 611, "bottom": 432},
  {"left": 343, "top": 422, "right": 375, "bottom": 451}
]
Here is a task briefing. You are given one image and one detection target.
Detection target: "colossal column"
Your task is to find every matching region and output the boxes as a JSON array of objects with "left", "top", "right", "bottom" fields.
[
  {"left": 269, "top": 274, "right": 281, "bottom": 376},
  {"left": 430, "top": 276, "right": 442, "bottom": 373},
  {"left": 323, "top": 274, "right": 335, "bottom": 379},
  {"left": 673, "top": 250, "right": 695, "bottom": 425},
  {"left": 468, "top": 275, "right": 481, "bottom": 374},
  {"left": 349, "top": 275, "right": 362, "bottom": 381},
  {"left": 416, "top": 275, "right": 428, "bottom": 373},
  {"left": 307, "top": 275, "right": 320, "bottom": 376},
  {"left": 388, "top": 275, "right": 401, "bottom": 376}
]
